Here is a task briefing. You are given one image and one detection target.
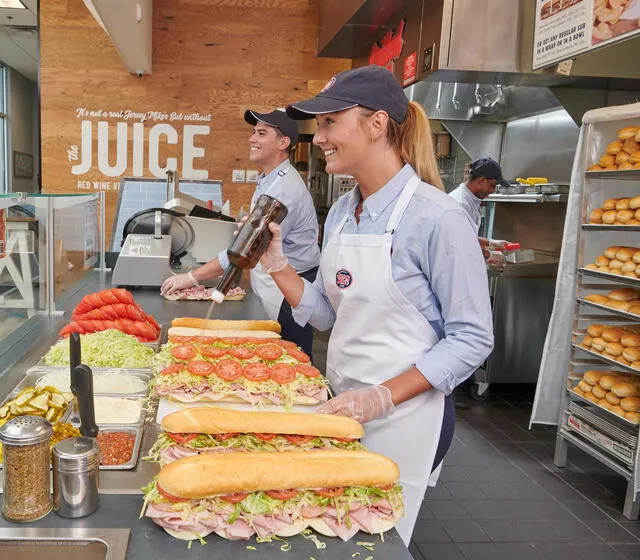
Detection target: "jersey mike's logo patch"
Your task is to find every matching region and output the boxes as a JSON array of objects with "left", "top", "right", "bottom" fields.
[
  {"left": 336, "top": 269, "right": 352, "bottom": 289},
  {"left": 321, "top": 77, "right": 336, "bottom": 92}
]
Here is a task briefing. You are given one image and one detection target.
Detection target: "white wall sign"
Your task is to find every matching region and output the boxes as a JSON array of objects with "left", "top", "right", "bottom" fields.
[
  {"left": 533, "top": 0, "right": 640, "bottom": 70},
  {"left": 67, "top": 108, "right": 212, "bottom": 191}
]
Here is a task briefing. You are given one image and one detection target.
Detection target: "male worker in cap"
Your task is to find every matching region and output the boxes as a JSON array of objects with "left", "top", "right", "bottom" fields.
[
  {"left": 161, "top": 109, "right": 320, "bottom": 358},
  {"left": 449, "top": 158, "right": 514, "bottom": 267}
]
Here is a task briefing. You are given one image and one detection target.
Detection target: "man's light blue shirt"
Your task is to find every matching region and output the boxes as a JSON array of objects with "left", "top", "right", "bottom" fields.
[
  {"left": 293, "top": 164, "right": 494, "bottom": 395},
  {"left": 449, "top": 183, "right": 482, "bottom": 233}
]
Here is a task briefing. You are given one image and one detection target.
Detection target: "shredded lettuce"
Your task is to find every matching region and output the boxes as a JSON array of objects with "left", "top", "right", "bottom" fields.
[{"left": 44, "top": 330, "right": 154, "bottom": 368}]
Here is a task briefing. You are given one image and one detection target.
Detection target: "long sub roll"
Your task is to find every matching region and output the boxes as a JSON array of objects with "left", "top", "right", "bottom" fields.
[
  {"left": 171, "top": 317, "right": 281, "bottom": 334},
  {"left": 143, "top": 451, "right": 403, "bottom": 541},
  {"left": 145, "top": 407, "right": 365, "bottom": 465},
  {"left": 168, "top": 326, "right": 280, "bottom": 339}
]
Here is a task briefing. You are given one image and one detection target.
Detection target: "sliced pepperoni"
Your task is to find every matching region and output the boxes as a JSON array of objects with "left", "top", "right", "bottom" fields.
[
  {"left": 171, "top": 345, "right": 197, "bottom": 361},
  {"left": 315, "top": 487, "right": 345, "bottom": 498},
  {"left": 199, "top": 346, "right": 228, "bottom": 359},
  {"left": 187, "top": 360, "right": 215, "bottom": 376},
  {"left": 287, "top": 348, "right": 311, "bottom": 363},
  {"left": 283, "top": 434, "right": 315, "bottom": 445},
  {"left": 160, "top": 363, "right": 184, "bottom": 375},
  {"left": 265, "top": 489, "right": 299, "bottom": 500},
  {"left": 229, "top": 347, "right": 256, "bottom": 360},
  {"left": 254, "top": 433, "right": 277, "bottom": 441},
  {"left": 270, "top": 363, "right": 296, "bottom": 384},
  {"left": 219, "top": 492, "right": 249, "bottom": 504},
  {"left": 256, "top": 343, "right": 283, "bottom": 361},
  {"left": 215, "top": 359, "right": 244, "bottom": 382},
  {"left": 295, "top": 364, "right": 321, "bottom": 378},
  {"left": 243, "top": 362, "right": 271, "bottom": 382}
]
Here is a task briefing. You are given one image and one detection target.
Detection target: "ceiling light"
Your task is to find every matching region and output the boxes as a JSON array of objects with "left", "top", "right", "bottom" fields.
[{"left": 0, "top": 0, "right": 27, "bottom": 8}]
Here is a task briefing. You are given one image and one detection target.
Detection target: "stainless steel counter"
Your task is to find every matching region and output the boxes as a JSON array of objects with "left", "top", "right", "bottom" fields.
[{"left": 0, "top": 272, "right": 412, "bottom": 558}]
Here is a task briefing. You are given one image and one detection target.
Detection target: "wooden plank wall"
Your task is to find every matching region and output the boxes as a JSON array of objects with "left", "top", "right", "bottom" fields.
[{"left": 40, "top": 0, "right": 350, "bottom": 243}]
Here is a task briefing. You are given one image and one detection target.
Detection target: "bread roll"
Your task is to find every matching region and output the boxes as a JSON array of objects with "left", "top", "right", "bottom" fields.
[
  {"left": 621, "top": 333, "right": 640, "bottom": 347},
  {"left": 597, "top": 398, "right": 612, "bottom": 410},
  {"left": 580, "top": 335, "right": 594, "bottom": 348},
  {"left": 609, "top": 259, "right": 624, "bottom": 270},
  {"left": 606, "top": 392, "right": 621, "bottom": 405},
  {"left": 623, "top": 347, "right": 640, "bottom": 362},
  {"left": 585, "top": 392, "right": 600, "bottom": 403},
  {"left": 622, "top": 262, "right": 637, "bottom": 273},
  {"left": 629, "top": 151, "right": 640, "bottom": 165},
  {"left": 605, "top": 165, "right": 619, "bottom": 171},
  {"left": 603, "top": 200, "right": 619, "bottom": 211},
  {"left": 636, "top": 210, "right": 640, "bottom": 221},
  {"left": 587, "top": 324, "right": 605, "bottom": 338},
  {"left": 607, "top": 141, "right": 622, "bottom": 155},
  {"left": 628, "top": 304, "right": 640, "bottom": 316},
  {"left": 612, "top": 382, "right": 639, "bottom": 398},
  {"left": 605, "top": 342, "right": 624, "bottom": 356},
  {"left": 616, "top": 151, "right": 630, "bottom": 165},
  {"left": 634, "top": 251, "right": 640, "bottom": 264},
  {"left": 610, "top": 405, "right": 625, "bottom": 417},
  {"left": 605, "top": 246, "right": 621, "bottom": 259},
  {"left": 620, "top": 396, "right": 640, "bottom": 412},
  {"left": 599, "top": 374, "right": 619, "bottom": 390},
  {"left": 157, "top": 450, "right": 400, "bottom": 499},
  {"left": 595, "top": 255, "right": 611, "bottom": 267},
  {"left": 592, "top": 385, "right": 607, "bottom": 399},
  {"left": 617, "top": 248, "right": 635, "bottom": 262},
  {"left": 168, "top": 327, "right": 281, "bottom": 339},
  {"left": 616, "top": 210, "right": 634, "bottom": 223},
  {"left": 618, "top": 126, "right": 639, "bottom": 140},
  {"left": 573, "top": 385, "right": 585, "bottom": 397},
  {"left": 584, "top": 294, "right": 609, "bottom": 305},
  {"left": 601, "top": 352, "right": 617, "bottom": 361},
  {"left": 623, "top": 139, "right": 640, "bottom": 154},
  {"left": 578, "top": 380, "right": 593, "bottom": 393},
  {"left": 582, "top": 370, "right": 604, "bottom": 385},
  {"left": 602, "top": 210, "right": 617, "bottom": 224},
  {"left": 618, "top": 161, "right": 635, "bottom": 170},
  {"left": 605, "top": 300, "right": 631, "bottom": 312},
  {"left": 599, "top": 154, "right": 616, "bottom": 167},
  {"left": 615, "top": 199, "right": 631, "bottom": 210},
  {"left": 633, "top": 361, "right": 640, "bottom": 370},
  {"left": 171, "top": 318, "right": 282, "bottom": 333},
  {"left": 628, "top": 219, "right": 640, "bottom": 225},
  {"left": 602, "top": 327, "right": 624, "bottom": 342},
  {"left": 617, "top": 356, "right": 632, "bottom": 366},
  {"left": 589, "top": 208, "right": 604, "bottom": 223},
  {"left": 630, "top": 196, "right": 640, "bottom": 210},
  {"left": 597, "top": 267, "right": 611, "bottom": 273},
  {"left": 608, "top": 288, "right": 639, "bottom": 301},
  {"left": 162, "top": 407, "right": 365, "bottom": 439},
  {"left": 591, "top": 337, "right": 607, "bottom": 352},
  {"left": 587, "top": 164, "right": 604, "bottom": 172},
  {"left": 585, "top": 264, "right": 598, "bottom": 270},
  {"left": 625, "top": 411, "right": 640, "bottom": 423},
  {"left": 609, "top": 269, "right": 623, "bottom": 276}
]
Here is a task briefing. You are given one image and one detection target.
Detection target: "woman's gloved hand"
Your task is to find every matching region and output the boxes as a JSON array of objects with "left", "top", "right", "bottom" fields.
[
  {"left": 160, "top": 271, "right": 198, "bottom": 295},
  {"left": 260, "top": 222, "right": 289, "bottom": 274},
  {"left": 316, "top": 385, "right": 395, "bottom": 424},
  {"left": 486, "top": 250, "right": 506, "bottom": 268}
]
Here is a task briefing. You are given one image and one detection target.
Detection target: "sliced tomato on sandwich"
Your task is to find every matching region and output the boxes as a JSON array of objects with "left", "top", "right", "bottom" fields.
[
  {"left": 171, "top": 345, "right": 197, "bottom": 361},
  {"left": 254, "top": 433, "right": 277, "bottom": 441},
  {"left": 315, "top": 487, "right": 345, "bottom": 498},
  {"left": 283, "top": 434, "right": 315, "bottom": 445},
  {"left": 215, "top": 433, "right": 238, "bottom": 441},
  {"left": 220, "top": 492, "right": 249, "bottom": 504},
  {"left": 274, "top": 340, "right": 298, "bottom": 350},
  {"left": 215, "top": 359, "right": 243, "bottom": 381},
  {"left": 265, "top": 489, "right": 299, "bottom": 500},
  {"left": 187, "top": 361, "right": 215, "bottom": 376},
  {"left": 270, "top": 363, "right": 296, "bottom": 384},
  {"left": 220, "top": 337, "right": 247, "bottom": 346},
  {"left": 157, "top": 484, "right": 187, "bottom": 502},
  {"left": 199, "top": 346, "right": 228, "bottom": 359},
  {"left": 243, "top": 363, "right": 271, "bottom": 382},
  {"left": 332, "top": 437, "right": 357, "bottom": 442},
  {"left": 160, "top": 364, "right": 184, "bottom": 375},
  {"left": 294, "top": 364, "right": 321, "bottom": 378},
  {"left": 256, "top": 343, "right": 283, "bottom": 361},
  {"left": 229, "top": 347, "right": 256, "bottom": 360},
  {"left": 287, "top": 348, "right": 311, "bottom": 363},
  {"left": 167, "top": 433, "right": 198, "bottom": 443}
]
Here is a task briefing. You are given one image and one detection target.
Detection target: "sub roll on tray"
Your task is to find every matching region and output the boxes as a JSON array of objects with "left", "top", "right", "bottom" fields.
[
  {"left": 571, "top": 370, "right": 640, "bottom": 424},
  {"left": 578, "top": 323, "right": 640, "bottom": 370}
]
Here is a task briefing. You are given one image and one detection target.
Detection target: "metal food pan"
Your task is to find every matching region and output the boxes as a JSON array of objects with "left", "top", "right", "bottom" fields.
[
  {"left": 0, "top": 386, "right": 73, "bottom": 425},
  {"left": 566, "top": 382, "right": 639, "bottom": 428},
  {"left": 96, "top": 425, "right": 143, "bottom": 471},
  {"left": 31, "top": 363, "right": 154, "bottom": 377},
  {"left": 23, "top": 368, "right": 150, "bottom": 397},
  {"left": 71, "top": 396, "right": 147, "bottom": 427}
]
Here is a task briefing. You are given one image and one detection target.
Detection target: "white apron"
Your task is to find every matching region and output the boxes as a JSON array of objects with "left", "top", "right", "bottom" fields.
[
  {"left": 322, "top": 174, "right": 445, "bottom": 545},
  {"left": 249, "top": 167, "right": 289, "bottom": 321}
]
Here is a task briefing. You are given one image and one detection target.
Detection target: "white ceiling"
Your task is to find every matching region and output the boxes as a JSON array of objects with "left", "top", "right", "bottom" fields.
[{"left": 0, "top": 0, "right": 37, "bottom": 81}]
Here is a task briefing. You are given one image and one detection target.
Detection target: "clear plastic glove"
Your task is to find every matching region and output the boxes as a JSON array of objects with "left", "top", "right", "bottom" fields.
[
  {"left": 488, "top": 239, "right": 520, "bottom": 252},
  {"left": 486, "top": 250, "right": 506, "bottom": 268},
  {"left": 160, "top": 271, "right": 197, "bottom": 295},
  {"left": 315, "top": 385, "right": 394, "bottom": 424},
  {"left": 260, "top": 222, "right": 289, "bottom": 274}
]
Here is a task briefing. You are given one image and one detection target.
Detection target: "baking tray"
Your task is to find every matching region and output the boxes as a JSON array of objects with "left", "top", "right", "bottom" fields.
[
  {"left": 540, "top": 183, "right": 569, "bottom": 194},
  {"left": 585, "top": 170, "right": 640, "bottom": 181},
  {"left": 577, "top": 298, "right": 640, "bottom": 321},
  {"left": 578, "top": 268, "right": 640, "bottom": 289},
  {"left": 572, "top": 343, "right": 640, "bottom": 374},
  {"left": 23, "top": 367, "right": 150, "bottom": 397},
  {"left": 566, "top": 383, "right": 639, "bottom": 428},
  {"left": 70, "top": 396, "right": 147, "bottom": 427},
  {"left": 96, "top": 425, "right": 143, "bottom": 471},
  {"left": 582, "top": 224, "right": 640, "bottom": 231}
]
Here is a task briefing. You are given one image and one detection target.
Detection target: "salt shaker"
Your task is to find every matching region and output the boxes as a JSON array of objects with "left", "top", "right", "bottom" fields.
[
  {"left": 0, "top": 416, "right": 53, "bottom": 522},
  {"left": 52, "top": 436, "right": 100, "bottom": 518}
]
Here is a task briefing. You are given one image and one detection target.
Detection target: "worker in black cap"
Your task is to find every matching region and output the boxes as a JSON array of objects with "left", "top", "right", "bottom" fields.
[
  {"left": 450, "top": 158, "right": 517, "bottom": 267},
  {"left": 161, "top": 109, "right": 320, "bottom": 358}
]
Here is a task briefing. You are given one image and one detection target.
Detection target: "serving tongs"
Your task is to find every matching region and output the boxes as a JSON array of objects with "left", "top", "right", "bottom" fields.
[{"left": 69, "top": 333, "right": 99, "bottom": 438}]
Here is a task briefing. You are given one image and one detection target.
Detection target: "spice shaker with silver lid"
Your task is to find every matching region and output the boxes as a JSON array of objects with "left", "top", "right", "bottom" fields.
[
  {"left": 52, "top": 436, "right": 100, "bottom": 518},
  {"left": 0, "top": 415, "right": 53, "bottom": 522}
]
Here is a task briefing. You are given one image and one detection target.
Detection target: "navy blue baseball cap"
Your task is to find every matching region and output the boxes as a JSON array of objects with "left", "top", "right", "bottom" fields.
[
  {"left": 470, "top": 158, "right": 510, "bottom": 187},
  {"left": 286, "top": 66, "right": 409, "bottom": 124},
  {"left": 244, "top": 109, "right": 299, "bottom": 147}
]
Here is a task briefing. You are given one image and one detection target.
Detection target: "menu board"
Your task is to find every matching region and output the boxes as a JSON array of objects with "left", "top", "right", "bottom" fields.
[{"left": 533, "top": 0, "right": 640, "bottom": 70}]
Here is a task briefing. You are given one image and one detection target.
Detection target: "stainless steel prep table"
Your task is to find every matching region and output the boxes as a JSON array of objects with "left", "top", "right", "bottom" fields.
[{"left": 0, "top": 272, "right": 412, "bottom": 558}]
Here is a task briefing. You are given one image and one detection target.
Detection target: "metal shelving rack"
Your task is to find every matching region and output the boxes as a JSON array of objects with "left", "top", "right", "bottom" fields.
[{"left": 553, "top": 124, "right": 640, "bottom": 520}]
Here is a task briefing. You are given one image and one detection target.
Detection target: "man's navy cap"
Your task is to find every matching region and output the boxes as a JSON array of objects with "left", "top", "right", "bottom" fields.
[
  {"left": 244, "top": 109, "right": 299, "bottom": 146},
  {"left": 286, "top": 66, "right": 409, "bottom": 124},
  {"left": 470, "top": 158, "right": 510, "bottom": 188}
]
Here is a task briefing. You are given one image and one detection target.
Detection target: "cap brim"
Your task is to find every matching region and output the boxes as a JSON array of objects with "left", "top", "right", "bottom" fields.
[
  {"left": 286, "top": 97, "right": 358, "bottom": 120},
  {"left": 244, "top": 110, "right": 268, "bottom": 127},
  {"left": 497, "top": 177, "right": 511, "bottom": 188}
]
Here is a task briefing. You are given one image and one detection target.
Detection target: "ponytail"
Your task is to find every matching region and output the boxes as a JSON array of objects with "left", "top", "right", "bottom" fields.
[{"left": 388, "top": 101, "right": 444, "bottom": 190}]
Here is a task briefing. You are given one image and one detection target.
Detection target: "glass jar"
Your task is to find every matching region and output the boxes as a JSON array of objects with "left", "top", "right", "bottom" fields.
[{"left": 0, "top": 416, "right": 53, "bottom": 522}]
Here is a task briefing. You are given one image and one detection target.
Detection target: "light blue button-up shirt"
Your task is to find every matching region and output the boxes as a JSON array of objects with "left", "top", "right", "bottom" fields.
[
  {"left": 219, "top": 159, "right": 320, "bottom": 272},
  {"left": 449, "top": 183, "right": 482, "bottom": 233},
  {"left": 293, "top": 164, "right": 494, "bottom": 395}
]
